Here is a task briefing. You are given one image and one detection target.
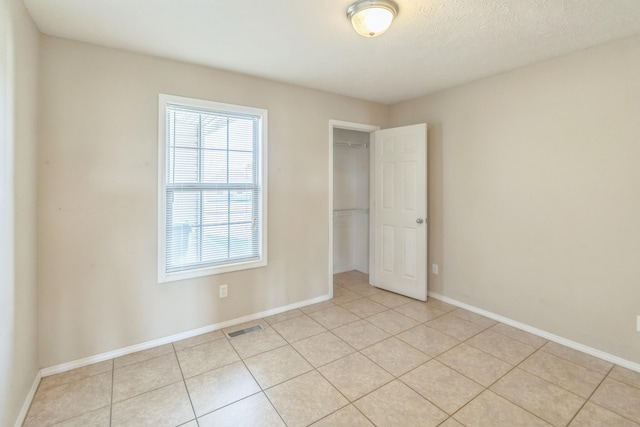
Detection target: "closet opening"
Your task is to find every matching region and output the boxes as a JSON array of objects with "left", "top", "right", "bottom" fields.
[
  {"left": 329, "top": 120, "right": 429, "bottom": 300},
  {"left": 328, "top": 120, "right": 379, "bottom": 296}
]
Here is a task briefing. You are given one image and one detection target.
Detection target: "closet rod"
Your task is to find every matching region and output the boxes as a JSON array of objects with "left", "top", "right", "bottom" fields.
[
  {"left": 333, "top": 140, "right": 368, "bottom": 148},
  {"left": 333, "top": 208, "right": 370, "bottom": 216}
]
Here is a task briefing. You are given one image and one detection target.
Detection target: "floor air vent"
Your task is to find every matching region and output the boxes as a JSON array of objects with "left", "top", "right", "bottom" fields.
[{"left": 225, "top": 324, "right": 263, "bottom": 339}]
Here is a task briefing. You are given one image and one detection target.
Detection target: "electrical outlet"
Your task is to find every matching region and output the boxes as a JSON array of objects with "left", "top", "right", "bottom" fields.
[
  {"left": 432, "top": 264, "right": 439, "bottom": 275},
  {"left": 219, "top": 284, "right": 228, "bottom": 298},
  {"left": 637, "top": 315, "right": 640, "bottom": 332}
]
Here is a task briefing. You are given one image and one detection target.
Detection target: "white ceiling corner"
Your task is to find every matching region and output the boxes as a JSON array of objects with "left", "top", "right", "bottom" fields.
[{"left": 21, "top": 0, "right": 640, "bottom": 104}]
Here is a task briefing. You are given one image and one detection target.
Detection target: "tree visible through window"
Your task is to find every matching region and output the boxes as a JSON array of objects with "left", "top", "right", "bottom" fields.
[{"left": 158, "top": 95, "right": 267, "bottom": 282}]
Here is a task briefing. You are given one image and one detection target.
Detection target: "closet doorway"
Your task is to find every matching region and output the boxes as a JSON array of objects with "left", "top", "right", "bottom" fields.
[
  {"left": 329, "top": 120, "right": 428, "bottom": 301},
  {"left": 330, "top": 123, "right": 376, "bottom": 286}
]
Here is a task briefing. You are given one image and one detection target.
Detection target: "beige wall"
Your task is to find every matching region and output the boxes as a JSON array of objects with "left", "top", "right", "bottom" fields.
[
  {"left": 390, "top": 35, "right": 640, "bottom": 363},
  {"left": 14, "top": 9, "right": 640, "bottom": 379},
  {"left": 0, "top": 0, "right": 40, "bottom": 425},
  {"left": 37, "top": 36, "right": 389, "bottom": 367}
]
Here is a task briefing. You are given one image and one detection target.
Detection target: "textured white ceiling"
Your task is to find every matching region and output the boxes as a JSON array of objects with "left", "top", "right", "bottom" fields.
[{"left": 22, "top": 0, "right": 640, "bottom": 104}]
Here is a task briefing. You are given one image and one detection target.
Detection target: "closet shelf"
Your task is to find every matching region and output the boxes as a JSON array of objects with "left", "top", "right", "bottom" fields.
[
  {"left": 333, "top": 140, "right": 368, "bottom": 149},
  {"left": 333, "top": 208, "right": 370, "bottom": 216}
]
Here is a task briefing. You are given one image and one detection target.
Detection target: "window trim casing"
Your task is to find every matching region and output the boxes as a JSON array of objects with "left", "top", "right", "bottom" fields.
[{"left": 157, "top": 93, "right": 268, "bottom": 283}]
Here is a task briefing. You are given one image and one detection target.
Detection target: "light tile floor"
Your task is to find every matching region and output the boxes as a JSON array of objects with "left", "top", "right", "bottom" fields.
[{"left": 24, "top": 271, "right": 640, "bottom": 426}]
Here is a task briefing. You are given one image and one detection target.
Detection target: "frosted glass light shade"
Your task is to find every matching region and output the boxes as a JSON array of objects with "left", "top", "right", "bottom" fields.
[{"left": 347, "top": 0, "right": 398, "bottom": 37}]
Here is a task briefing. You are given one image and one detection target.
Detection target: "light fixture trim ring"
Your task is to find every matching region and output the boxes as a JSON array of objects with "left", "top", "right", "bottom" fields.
[{"left": 346, "top": 0, "right": 399, "bottom": 20}]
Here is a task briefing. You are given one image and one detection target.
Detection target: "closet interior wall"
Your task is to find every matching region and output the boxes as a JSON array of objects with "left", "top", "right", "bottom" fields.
[{"left": 333, "top": 128, "right": 370, "bottom": 274}]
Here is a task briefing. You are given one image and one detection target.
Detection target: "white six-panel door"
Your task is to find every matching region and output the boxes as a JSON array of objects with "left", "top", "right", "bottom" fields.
[{"left": 374, "top": 124, "right": 427, "bottom": 300}]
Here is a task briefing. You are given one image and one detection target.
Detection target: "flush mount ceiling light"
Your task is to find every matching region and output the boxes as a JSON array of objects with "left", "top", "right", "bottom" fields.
[{"left": 346, "top": 0, "right": 398, "bottom": 37}]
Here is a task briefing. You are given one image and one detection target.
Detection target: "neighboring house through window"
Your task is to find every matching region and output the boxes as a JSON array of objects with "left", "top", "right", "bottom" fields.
[{"left": 158, "top": 94, "right": 267, "bottom": 283}]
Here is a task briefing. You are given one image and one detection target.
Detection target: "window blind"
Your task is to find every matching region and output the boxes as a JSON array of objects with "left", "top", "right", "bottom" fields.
[{"left": 164, "top": 103, "right": 261, "bottom": 274}]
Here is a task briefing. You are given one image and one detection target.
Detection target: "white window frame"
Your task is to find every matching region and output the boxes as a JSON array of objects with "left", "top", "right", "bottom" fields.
[{"left": 158, "top": 94, "right": 268, "bottom": 283}]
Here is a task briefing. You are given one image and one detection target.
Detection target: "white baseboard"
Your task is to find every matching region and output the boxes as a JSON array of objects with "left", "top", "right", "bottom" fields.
[
  {"left": 428, "top": 291, "right": 640, "bottom": 373},
  {"left": 40, "top": 294, "right": 331, "bottom": 377},
  {"left": 333, "top": 266, "right": 368, "bottom": 275},
  {"left": 353, "top": 264, "right": 369, "bottom": 274},
  {"left": 14, "top": 370, "right": 41, "bottom": 427},
  {"left": 27, "top": 289, "right": 639, "bottom": 423},
  {"left": 21, "top": 296, "right": 329, "bottom": 424}
]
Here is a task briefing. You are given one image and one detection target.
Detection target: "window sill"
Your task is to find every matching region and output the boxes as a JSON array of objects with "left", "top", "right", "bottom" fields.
[{"left": 158, "top": 258, "right": 267, "bottom": 284}]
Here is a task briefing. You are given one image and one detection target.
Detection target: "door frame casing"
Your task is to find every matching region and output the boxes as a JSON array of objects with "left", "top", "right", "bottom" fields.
[{"left": 328, "top": 120, "right": 380, "bottom": 297}]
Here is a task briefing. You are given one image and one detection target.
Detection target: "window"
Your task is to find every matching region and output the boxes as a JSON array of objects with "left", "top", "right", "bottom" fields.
[{"left": 158, "top": 94, "right": 267, "bottom": 283}]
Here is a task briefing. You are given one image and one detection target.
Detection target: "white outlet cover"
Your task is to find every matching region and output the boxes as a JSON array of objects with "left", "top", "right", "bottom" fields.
[
  {"left": 637, "top": 315, "right": 640, "bottom": 332},
  {"left": 432, "top": 264, "right": 438, "bottom": 275}
]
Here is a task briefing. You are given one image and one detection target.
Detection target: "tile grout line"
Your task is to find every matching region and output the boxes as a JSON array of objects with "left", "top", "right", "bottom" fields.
[
  {"left": 171, "top": 342, "right": 199, "bottom": 426},
  {"left": 516, "top": 348, "right": 611, "bottom": 402},
  {"left": 311, "top": 295, "right": 438, "bottom": 421},
  {"left": 189, "top": 326, "right": 263, "bottom": 419},
  {"left": 398, "top": 369, "right": 466, "bottom": 418},
  {"left": 297, "top": 365, "right": 354, "bottom": 424},
  {"left": 140, "top": 323, "right": 286, "bottom": 422},
  {"left": 443, "top": 345, "right": 551, "bottom": 427},
  {"left": 193, "top": 390, "right": 265, "bottom": 421},
  {"left": 458, "top": 346, "right": 553, "bottom": 425},
  {"left": 430, "top": 340, "right": 498, "bottom": 389},
  {"left": 393, "top": 324, "right": 462, "bottom": 358},
  {"left": 564, "top": 363, "right": 616, "bottom": 426},
  {"left": 427, "top": 316, "right": 492, "bottom": 343},
  {"left": 311, "top": 284, "right": 386, "bottom": 414},
  {"left": 261, "top": 299, "right": 389, "bottom": 425},
  {"left": 580, "top": 398, "right": 640, "bottom": 426},
  {"left": 253, "top": 389, "right": 288, "bottom": 426},
  {"left": 110, "top": 354, "right": 186, "bottom": 401},
  {"left": 309, "top": 331, "right": 397, "bottom": 424},
  {"left": 482, "top": 345, "right": 589, "bottom": 425},
  {"left": 264, "top": 319, "right": 372, "bottom": 425},
  {"left": 537, "top": 343, "right": 614, "bottom": 376},
  {"left": 605, "top": 374, "right": 640, "bottom": 392},
  {"left": 330, "top": 276, "right": 446, "bottom": 423},
  {"left": 456, "top": 329, "right": 533, "bottom": 365},
  {"left": 269, "top": 313, "right": 328, "bottom": 344},
  {"left": 488, "top": 323, "right": 550, "bottom": 348},
  {"left": 248, "top": 320, "right": 353, "bottom": 425},
  {"left": 237, "top": 320, "right": 290, "bottom": 426},
  {"left": 440, "top": 334, "right": 549, "bottom": 422},
  {"left": 357, "top": 336, "right": 430, "bottom": 379},
  {"left": 587, "top": 374, "right": 640, "bottom": 424},
  {"left": 24, "top": 364, "right": 114, "bottom": 426}
]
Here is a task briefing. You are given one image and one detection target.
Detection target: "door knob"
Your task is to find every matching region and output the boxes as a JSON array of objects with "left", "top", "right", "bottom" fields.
[{"left": 416, "top": 218, "right": 424, "bottom": 224}]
